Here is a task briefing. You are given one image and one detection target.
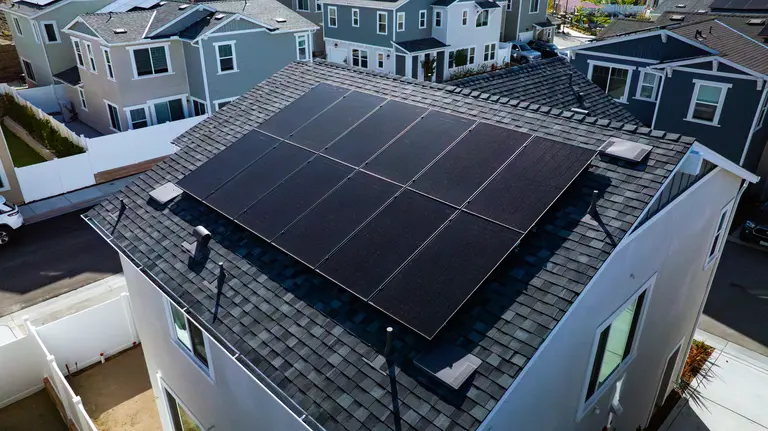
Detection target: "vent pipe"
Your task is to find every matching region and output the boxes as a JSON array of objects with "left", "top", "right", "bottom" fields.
[
  {"left": 588, "top": 190, "right": 599, "bottom": 216},
  {"left": 111, "top": 199, "right": 126, "bottom": 234},
  {"left": 384, "top": 327, "right": 394, "bottom": 357},
  {"left": 211, "top": 262, "right": 226, "bottom": 323},
  {"left": 183, "top": 225, "right": 211, "bottom": 259}
]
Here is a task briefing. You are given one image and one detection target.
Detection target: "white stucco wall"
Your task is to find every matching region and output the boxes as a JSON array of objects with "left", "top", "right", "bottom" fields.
[
  {"left": 121, "top": 255, "right": 311, "bottom": 431},
  {"left": 479, "top": 166, "right": 743, "bottom": 431}
]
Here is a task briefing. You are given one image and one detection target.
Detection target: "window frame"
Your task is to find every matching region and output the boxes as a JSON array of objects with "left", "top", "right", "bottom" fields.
[
  {"left": 12, "top": 16, "right": 23, "bottom": 37},
  {"left": 104, "top": 100, "right": 122, "bottom": 133},
  {"left": 351, "top": 8, "right": 359, "bottom": 27},
  {"left": 190, "top": 97, "right": 207, "bottom": 117},
  {"left": 295, "top": 33, "right": 310, "bottom": 61},
  {"left": 377, "top": 11, "right": 387, "bottom": 35},
  {"left": 78, "top": 87, "right": 87, "bottom": 111},
  {"left": 635, "top": 69, "right": 662, "bottom": 102},
  {"left": 315, "top": 0, "right": 322, "bottom": 12},
  {"left": 128, "top": 42, "right": 173, "bottom": 80},
  {"left": 685, "top": 79, "right": 731, "bottom": 127},
  {"left": 529, "top": 0, "right": 540, "bottom": 13},
  {"left": 160, "top": 380, "right": 206, "bottom": 431},
  {"left": 102, "top": 47, "right": 115, "bottom": 81},
  {"left": 327, "top": 6, "right": 337, "bottom": 27},
  {"left": 296, "top": 0, "right": 310, "bottom": 12},
  {"left": 32, "top": 21, "right": 41, "bottom": 43},
  {"left": 586, "top": 60, "right": 635, "bottom": 104},
  {"left": 214, "top": 97, "right": 238, "bottom": 111},
  {"left": 476, "top": 10, "right": 489, "bottom": 27},
  {"left": 84, "top": 41, "right": 97, "bottom": 73},
  {"left": 434, "top": 9, "right": 443, "bottom": 27},
  {"left": 448, "top": 46, "right": 475, "bottom": 70},
  {"left": 165, "top": 299, "right": 215, "bottom": 380},
  {"left": 418, "top": 9, "right": 427, "bottom": 28},
  {"left": 483, "top": 42, "right": 496, "bottom": 62},
  {"left": 148, "top": 94, "right": 189, "bottom": 124},
  {"left": 351, "top": 48, "right": 369, "bottom": 68},
  {"left": 124, "top": 105, "right": 151, "bottom": 130},
  {"left": 40, "top": 20, "right": 60, "bottom": 44},
  {"left": 20, "top": 58, "right": 36, "bottom": 83},
  {"left": 704, "top": 199, "right": 734, "bottom": 269},
  {"left": 376, "top": 51, "right": 385, "bottom": 69},
  {"left": 461, "top": 9, "right": 469, "bottom": 26},
  {"left": 396, "top": 11, "right": 405, "bottom": 32},
  {"left": 213, "top": 41, "right": 238, "bottom": 74},
  {"left": 72, "top": 38, "right": 86, "bottom": 69}
]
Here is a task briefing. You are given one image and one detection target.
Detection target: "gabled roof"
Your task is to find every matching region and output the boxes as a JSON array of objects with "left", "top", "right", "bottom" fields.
[
  {"left": 198, "top": 0, "right": 317, "bottom": 32},
  {"left": 449, "top": 57, "right": 642, "bottom": 125},
  {"left": 0, "top": 0, "right": 73, "bottom": 17},
  {"left": 87, "top": 60, "right": 701, "bottom": 431}
]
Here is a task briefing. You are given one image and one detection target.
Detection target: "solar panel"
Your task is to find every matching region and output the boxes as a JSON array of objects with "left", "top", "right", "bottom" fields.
[
  {"left": 363, "top": 111, "right": 475, "bottom": 185},
  {"left": 288, "top": 91, "right": 385, "bottom": 151},
  {"left": 237, "top": 157, "right": 353, "bottom": 240},
  {"left": 323, "top": 101, "right": 427, "bottom": 166},
  {"left": 317, "top": 190, "right": 455, "bottom": 299},
  {"left": 372, "top": 212, "right": 522, "bottom": 338},
  {"left": 274, "top": 171, "right": 400, "bottom": 266},
  {"left": 257, "top": 83, "right": 349, "bottom": 138},
  {"left": 410, "top": 123, "right": 532, "bottom": 206},
  {"left": 466, "top": 136, "right": 595, "bottom": 231},
  {"left": 177, "top": 130, "right": 280, "bottom": 199}
]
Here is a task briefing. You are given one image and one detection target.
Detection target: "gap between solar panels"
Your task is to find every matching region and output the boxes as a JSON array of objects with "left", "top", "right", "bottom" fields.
[{"left": 176, "top": 83, "right": 597, "bottom": 339}]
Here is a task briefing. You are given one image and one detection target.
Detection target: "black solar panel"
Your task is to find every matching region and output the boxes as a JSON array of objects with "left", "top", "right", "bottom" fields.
[
  {"left": 410, "top": 123, "right": 532, "bottom": 206},
  {"left": 363, "top": 111, "right": 475, "bottom": 185},
  {"left": 274, "top": 171, "right": 400, "bottom": 266},
  {"left": 466, "top": 136, "right": 595, "bottom": 231},
  {"left": 323, "top": 101, "right": 427, "bottom": 166},
  {"left": 288, "top": 91, "right": 385, "bottom": 151},
  {"left": 318, "top": 190, "right": 455, "bottom": 299},
  {"left": 257, "top": 83, "right": 349, "bottom": 138},
  {"left": 371, "top": 212, "right": 522, "bottom": 338},
  {"left": 177, "top": 130, "right": 280, "bottom": 199}
]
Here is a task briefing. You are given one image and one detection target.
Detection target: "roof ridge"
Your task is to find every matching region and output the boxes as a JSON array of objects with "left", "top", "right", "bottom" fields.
[{"left": 310, "top": 59, "right": 696, "bottom": 144}]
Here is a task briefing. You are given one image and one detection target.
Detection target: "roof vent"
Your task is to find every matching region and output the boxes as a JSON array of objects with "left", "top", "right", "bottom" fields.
[
  {"left": 747, "top": 18, "right": 766, "bottom": 25},
  {"left": 179, "top": 3, "right": 189, "bottom": 8},
  {"left": 571, "top": 107, "right": 590, "bottom": 115},
  {"left": 275, "top": 17, "right": 287, "bottom": 22},
  {"left": 183, "top": 226, "right": 211, "bottom": 260},
  {"left": 599, "top": 137, "right": 652, "bottom": 162},
  {"left": 675, "top": 3, "right": 686, "bottom": 7},
  {"left": 113, "top": 28, "right": 128, "bottom": 34},
  {"left": 414, "top": 345, "right": 481, "bottom": 390},
  {"left": 669, "top": 14, "right": 685, "bottom": 21},
  {"left": 149, "top": 182, "right": 183, "bottom": 204},
  {"left": 214, "top": 13, "right": 225, "bottom": 19},
  {"left": 696, "top": 9, "right": 707, "bottom": 12}
]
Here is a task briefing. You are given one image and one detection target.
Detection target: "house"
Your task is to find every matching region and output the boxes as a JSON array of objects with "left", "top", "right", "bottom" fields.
[
  {"left": 58, "top": 0, "right": 316, "bottom": 135},
  {"left": 500, "top": 0, "right": 557, "bottom": 42},
  {"left": 0, "top": 0, "right": 114, "bottom": 87},
  {"left": 449, "top": 56, "right": 641, "bottom": 124},
  {"left": 85, "top": 60, "right": 758, "bottom": 431},
  {"left": 562, "top": 13, "right": 768, "bottom": 194},
  {"left": 273, "top": 0, "right": 326, "bottom": 54},
  {"left": 322, "top": 0, "right": 503, "bottom": 82}
]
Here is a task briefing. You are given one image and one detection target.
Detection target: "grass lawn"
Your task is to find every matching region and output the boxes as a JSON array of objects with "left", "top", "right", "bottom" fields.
[{"left": 2, "top": 123, "right": 46, "bottom": 167}]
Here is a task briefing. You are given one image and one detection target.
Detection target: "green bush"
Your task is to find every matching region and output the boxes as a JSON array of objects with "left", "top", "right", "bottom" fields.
[{"left": 1, "top": 94, "right": 84, "bottom": 157}]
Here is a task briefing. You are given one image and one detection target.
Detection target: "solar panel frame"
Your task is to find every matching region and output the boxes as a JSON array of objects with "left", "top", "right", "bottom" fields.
[{"left": 257, "top": 83, "right": 350, "bottom": 139}]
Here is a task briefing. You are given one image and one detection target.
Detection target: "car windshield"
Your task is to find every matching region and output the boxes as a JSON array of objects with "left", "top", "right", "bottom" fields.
[
  {"left": 0, "top": 203, "right": 13, "bottom": 213},
  {"left": 519, "top": 44, "right": 533, "bottom": 51}
]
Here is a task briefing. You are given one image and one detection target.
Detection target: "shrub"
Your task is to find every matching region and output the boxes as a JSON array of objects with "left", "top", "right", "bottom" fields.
[{"left": 1, "top": 93, "right": 84, "bottom": 157}]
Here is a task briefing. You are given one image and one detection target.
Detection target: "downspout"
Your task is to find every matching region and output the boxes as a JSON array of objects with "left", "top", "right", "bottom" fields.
[
  {"left": 650, "top": 68, "right": 668, "bottom": 130},
  {"left": 197, "top": 39, "right": 212, "bottom": 115}
]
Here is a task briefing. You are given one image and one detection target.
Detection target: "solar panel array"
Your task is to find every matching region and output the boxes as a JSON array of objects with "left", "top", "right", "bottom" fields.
[
  {"left": 709, "top": 0, "right": 768, "bottom": 10},
  {"left": 178, "top": 83, "right": 596, "bottom": 338},
  {"left": 98, "top": 0, "right": 161, "bottom": 12}
]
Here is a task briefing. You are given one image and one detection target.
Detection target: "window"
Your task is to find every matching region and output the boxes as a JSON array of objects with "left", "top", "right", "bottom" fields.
[
  {"left": 153, "top": 98, "right": 186, "bottom": 124},
  {"left": 164, "top": 387, "right": 203, "bottom": 431},
  {"left": 476, "top": 10, "right": 489, "bottom": 27},
  {"left": 84, "top": 41, "right": 97, "bottom": 73},
  {"left": 72, "top": 39, "right": 85, "bottom": 68},
  {"left": 32, "top": 22, "right": 41, "bottom": 43},
  {"left": 397, "top": 12, "right": 405, "bottom": 31},
  {"left": 448, "top": 47, "right": 474, "bottom": 69},
  {"left": 328, "top": 6, "right": 337, "bottom": 27},
  {"left": 686, "top": 80, "right": 730, "bottom": 126},
  {"left": 589, "top": 62, "right": 632, "bottom": 103},
  {"left": 483, "top": 43, "right": 496, "bottom": 61},
  {"left": 636, "top": 70, "right": 661, "bottom": 101},
  {"left": 352, "top": 8, "right": 359, "bottom": 27},
  {"left": 105, "top": 101, "right": 122, "bottom": 132},
  {"left": 297, "top": 0, "right": 309, "bottom": 11},
  {"left": 377, "top": 11, "right": 387, "bottom": 34},
  {"left": 41, "top": 21, "right": 59, "bottom": 43},
  {"left": 78, "top": 87, "right": 87, "bottom": 111},
  {"left": 296, "top": 34, "right": 309, "bottom": 61},
  {"left": 585, "top": 289, "right": 648, "bottom": 402},
  {"left": 102, "top": 48, "right": 115, "bottom": 80},
  {"left": 462, "top": 9, "right": 468, "bottom": 26},
  {"left": 127, "top": 107, "right": 150, "bottom": 129},
  {"left": 352, "top": 48, "right": 368, "bottom": 68},
  {"left": 316, "top": 1, "right": 322, "bottom": 12},
  {"left": 12, "top": 16, "right": 22, "bottom": 36},
  {"left": 130, "top": 45, "right": 171, "bottom": 78},
  {"left": 191, "top": 99, "right": 207, "bottom": 117},
  {"left": 705, "top": 200, "right": 733, "bottom": 267},
  {"left": 377, "top": 52, "right": 385, "bottom": 69},
  {"left": 169, "top": 301, "right": 210, "bottom": 371},
  {"left": 434, "top": 10, "right": 442, "bottom": 27},
  {"left": 530, "top": 0, "right": 540, "bottom": 13},
  {"left": 419, "top": 10, "right": 427, "bottom": 28},
  {"left": 506, "top": 0, "right": 512, "bottom": 10},
  {"left": 214, "top": 42, "right": 237, "bottom": 74},
  {"left": 21, "top": 59, "right": 35, "bottom": 82}
]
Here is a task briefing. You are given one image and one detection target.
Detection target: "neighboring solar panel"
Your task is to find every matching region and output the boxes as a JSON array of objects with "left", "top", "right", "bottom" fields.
[
  {"left": 98, "top": 0, "right": 160, "bottom": 12},
  {"left": 15, "top": 0, "right": 56, "bottom": 6},
  {"left": 710, "top": 0, "right": 768, "bottom": 9},
  {"left": 177, "top": 84, "right": 596, "bottom": 339}
]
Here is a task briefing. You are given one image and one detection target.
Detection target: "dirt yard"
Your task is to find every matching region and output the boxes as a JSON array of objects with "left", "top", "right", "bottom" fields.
[
  {"left": 68, "top": 345, "right": 161, "bottom": 431},
  {"left": 0, "top": 388, "right": 67, "bottom": 431}
]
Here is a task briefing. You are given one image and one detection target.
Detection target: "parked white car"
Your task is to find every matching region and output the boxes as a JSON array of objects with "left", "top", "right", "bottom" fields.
[{"left": 0, "top": 196, "right": 24, "bottom": 246}]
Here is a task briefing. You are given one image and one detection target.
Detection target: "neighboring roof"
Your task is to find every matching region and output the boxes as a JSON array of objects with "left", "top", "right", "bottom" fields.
[
  {"left": 52, "top": 66, "right": 81, "bottom": 86},
  {"left": 87, "top": 60, "right": 695, "bottom": 431},
  {"left": 198, "top": 0, "right": 317, "bottom": 32},
  {"left": 450, "top": 57, "right": 642, "bottom": 124},
  {"left": 322, "top": 0, "right": 406, "bottom": 9},
  {"left": 79, "top": 10, "right": 154, "bottom": 43},
  {"left": 177, "top": 11, "right": 235, "bottom": 39},
  {"left": 432, "top": 0, "right": 456, "bottom": 5},
  {"left": 651, "top": 0, "right": 712, "bottom": 16},
  {"left": 0, "top": 0, "right": 66, "bottom": 17},
  {"left": 671, "top": 18, "right": 768, "bottom": 74},
  {"left": 597, "top": 12, "right": 713, "bottom": 39},
  {"left": 393, "top": 37, "right": 449, "bottom": 53},
  {"left": 475, "top": 0, "right": 500, "bottom": 8}
]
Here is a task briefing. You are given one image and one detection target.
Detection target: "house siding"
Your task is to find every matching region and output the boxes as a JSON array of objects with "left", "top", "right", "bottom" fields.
[
  {"left": 392, "top": 0, "right": 432, "bottom": 42},
  {"left": 516, "top": 0, "right": 545, "bottom": 39},
  {"left": 274, "top": 0, "right": 325, "bottom": 52},
  {"left": 210, "top": 17, "right": 264, "bottom": 33},
  {"left": 323, "top": 5, "right": 393, "bottom": 48},
  {"left": 183, "top": 41, "right": 206, "bottom": 103},
  {"left": 480, "top": 166, "right": 742, "bottom": 431},
  {"left": 501, "top": 0, "right": 519, "bottom": 41},
  {"left": 4, "top": 12, "right": 52, "bottom": 85},
  {"left": 585, "top": 34, "right": 710, "bottom": 61},
  {"left": 114, "top": 40, "right": 190, "bottom": 109}
]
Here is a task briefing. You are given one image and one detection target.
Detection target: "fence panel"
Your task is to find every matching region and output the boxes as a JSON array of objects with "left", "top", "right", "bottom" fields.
[
  {"left": 15, "top": 85, "right": 62, "bottom": 114},
  {"left": 56, "top": 153, "right": 96, "bottom": 192},
  {"left": 14, "top": 160, "right": 65, "bottom": 202},
  {"left": 0, "top": 336, "right": 47, "bottom": 408}
]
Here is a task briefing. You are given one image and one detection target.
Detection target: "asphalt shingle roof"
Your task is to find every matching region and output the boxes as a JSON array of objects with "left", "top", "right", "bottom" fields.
[
  {"left": 53, "top": 66, "right": 81, "bottom": 86},
  {"left": 79, "top": 9, "right": 156, "bottom": 43},
  {"left": 393, "top": 37, "right": 449, "bottom": 53},
  {"left": 449, "top": 57, "right": 642, "bottom": 125},
  {"left": 87, "top": 60, "right": 691, "bottom": 431},
  {"left": 199, "top": 0, "right": 317, "bottom": 32}
]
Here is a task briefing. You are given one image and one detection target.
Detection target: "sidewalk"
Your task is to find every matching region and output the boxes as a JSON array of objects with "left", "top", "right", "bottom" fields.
[
  {"left": 18, "top": 174, "right": 139, "bottom": 224},
  {"left": 662, "top": 329, "right": 768, "bottom": 430}
]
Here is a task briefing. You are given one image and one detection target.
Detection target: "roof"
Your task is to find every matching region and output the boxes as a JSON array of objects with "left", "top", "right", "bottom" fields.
[
  {"left": 449, "top": 57, "right": 642, "bottom": 125},
  {"left": 0, "top": 0, "right": 66, "bottom": 17},
  {"left": 650, "top": 0, "right": 713, "bottom": 16},
  {"left": 475, "top": 0, "right": 500, "bottom": 8},
  {"left": 79, "top": 9, "right": 157, "bottom": 43},
  {"left": 86, "top": 60, "right": 693, "bottom": 431},
  {"left": 393, "top": 37, "right": 449, "bottom": 53},
  {"left": 198, "top": 0, "right": 317, "bottom": 32},
  {"left": 52, "top": 65, "right": 81, "bottom": 86},
  {"left": 322, "top": 0, "right": 406, "bottom": 9}
]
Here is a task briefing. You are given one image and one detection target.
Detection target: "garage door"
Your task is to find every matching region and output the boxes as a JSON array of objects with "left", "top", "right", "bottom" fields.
[
  {"left": 327, "top": 47, "right": 346, "bottom": 64},
  {"left": 518, "top": 31, "right": 534, "bottom": 42}
]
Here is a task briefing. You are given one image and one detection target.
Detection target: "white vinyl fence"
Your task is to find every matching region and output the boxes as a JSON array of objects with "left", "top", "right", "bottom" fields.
[
  {"left": 601, "top": 4, "right": 645, "bottom": 14},
  {"left": 14, "top": 85, "right": 69, "bottom": 115}
]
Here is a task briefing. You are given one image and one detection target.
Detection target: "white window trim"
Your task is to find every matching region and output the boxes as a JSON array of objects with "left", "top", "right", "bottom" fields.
[
  {"left": 586, "top": 60, "right": 635, "bottom": 104},
  {"left": 418, "top": 10, "right": 427, "bottom": 28},
  {"left": 189, "top": 96, "right": 208, "bottom": 117},
  {"left": 295, "top": 33, "right": 310, "bottom": 61},
  {"left": 377, "top": 11, "right": 387, "bottom": 35},
  {"left": 634, "top": 69, "right": 662, "bottom": 102},
  {"left": 77, "top": 87, "right": 88, "bottom": 111},
  {"left": 351, "top": 8, "right": 359, "bottom": 27},
  {"left": 327, "top": 6, "right": 337, "bottom": 28},
  {"left": 40, "top": 20, "right": 60, "bottom": 44},
  {"left": 758, "top": 92, "right": 768, "bottom": 130},
  {"left": 296, "top": 0, "right": 310, "bottom": 12},
  {"left": 71, "top": 38, "right": 86, "bottom": 69},
  {"left": 20, "top": 57, "right": 36, "bottom": 83},
  {"left": 147, "top": 93, "right": 189, "bottom": 124},
  {"left": 159, "top": 379, "right": 206, "bottom": 431},
  {"left": 214, "top": 97, "right": 238, "bottom": 111},
  {"left": 704, "top": 198, "right": 735, "bottom": 269},
  {"left": 483, "top": 42, "right": 496, "bottom": 62},
  {"left": 433, "top": 9, "right": 443, "bottom": 27},
  {"left": 123, "top": 104, "right": 152, "bottom": 130},
  {"left": 12, "top": 16, "right": 23, "bottom": 37},
  {"left": 376, "top": 51, "right": 385, "bottom": 70},
  {"left": 475, "top": 10, "right": 489, "bottom": 27},
  {"left": 32, "top": 22, "right": 41, "bottom": 44},
  {"left": 315, "top": 0, "right": 322, "bottom": 12},
  {"left": 104, "top": 100, "right": 122, "bottom": 133},
  {"left": 164, "top": 299, "right": 215, "bottom": 381},
  {"left": 127, "top": 42, "right": 174, "bottom": 80},
  {"left": 351, "top": 48, "right": 369, "bottom": 69},
  {"left": 213, "top": 41, "right": 238, "bottom": 75},
  {"left": 396, "top": 11, "right": 405, "bottom": 32},
  {"left": 448, "top": 45, "right": 476, "bottom": 70},
  {"left": 685, "top": 79, "right": 732, "bottom": 127},
  {"left": 529, "top": 0, "right": 540, "bottom": 13},
  {"left": 577, "top": 274, "right": 655, "bottom": 420},
  {"left": 101, "top": 47, "right": 115, "bottom": 81},
  {"left": 83, "top": 41, "right": 97, "bottom": 73},
  {"left": 461, "top": 9, "right": 469, "bottom": 26}
]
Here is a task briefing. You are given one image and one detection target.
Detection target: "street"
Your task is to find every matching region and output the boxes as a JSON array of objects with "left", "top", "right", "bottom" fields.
[{"left": 0, "top": 208, "right": 120, "bottom": 317}]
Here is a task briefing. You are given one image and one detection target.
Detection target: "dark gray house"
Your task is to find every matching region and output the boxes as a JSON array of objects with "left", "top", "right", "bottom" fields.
[{"left": 563, "top": 13, "right": 768, "bottom": 195}]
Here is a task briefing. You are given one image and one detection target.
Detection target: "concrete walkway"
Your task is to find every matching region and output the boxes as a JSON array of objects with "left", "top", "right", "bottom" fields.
[
  {"left": 554, "top": 27, "right": 595, "bottom": 49},
  {"left": 662, "top": 330, "right": 768, "bottom": 431}
]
